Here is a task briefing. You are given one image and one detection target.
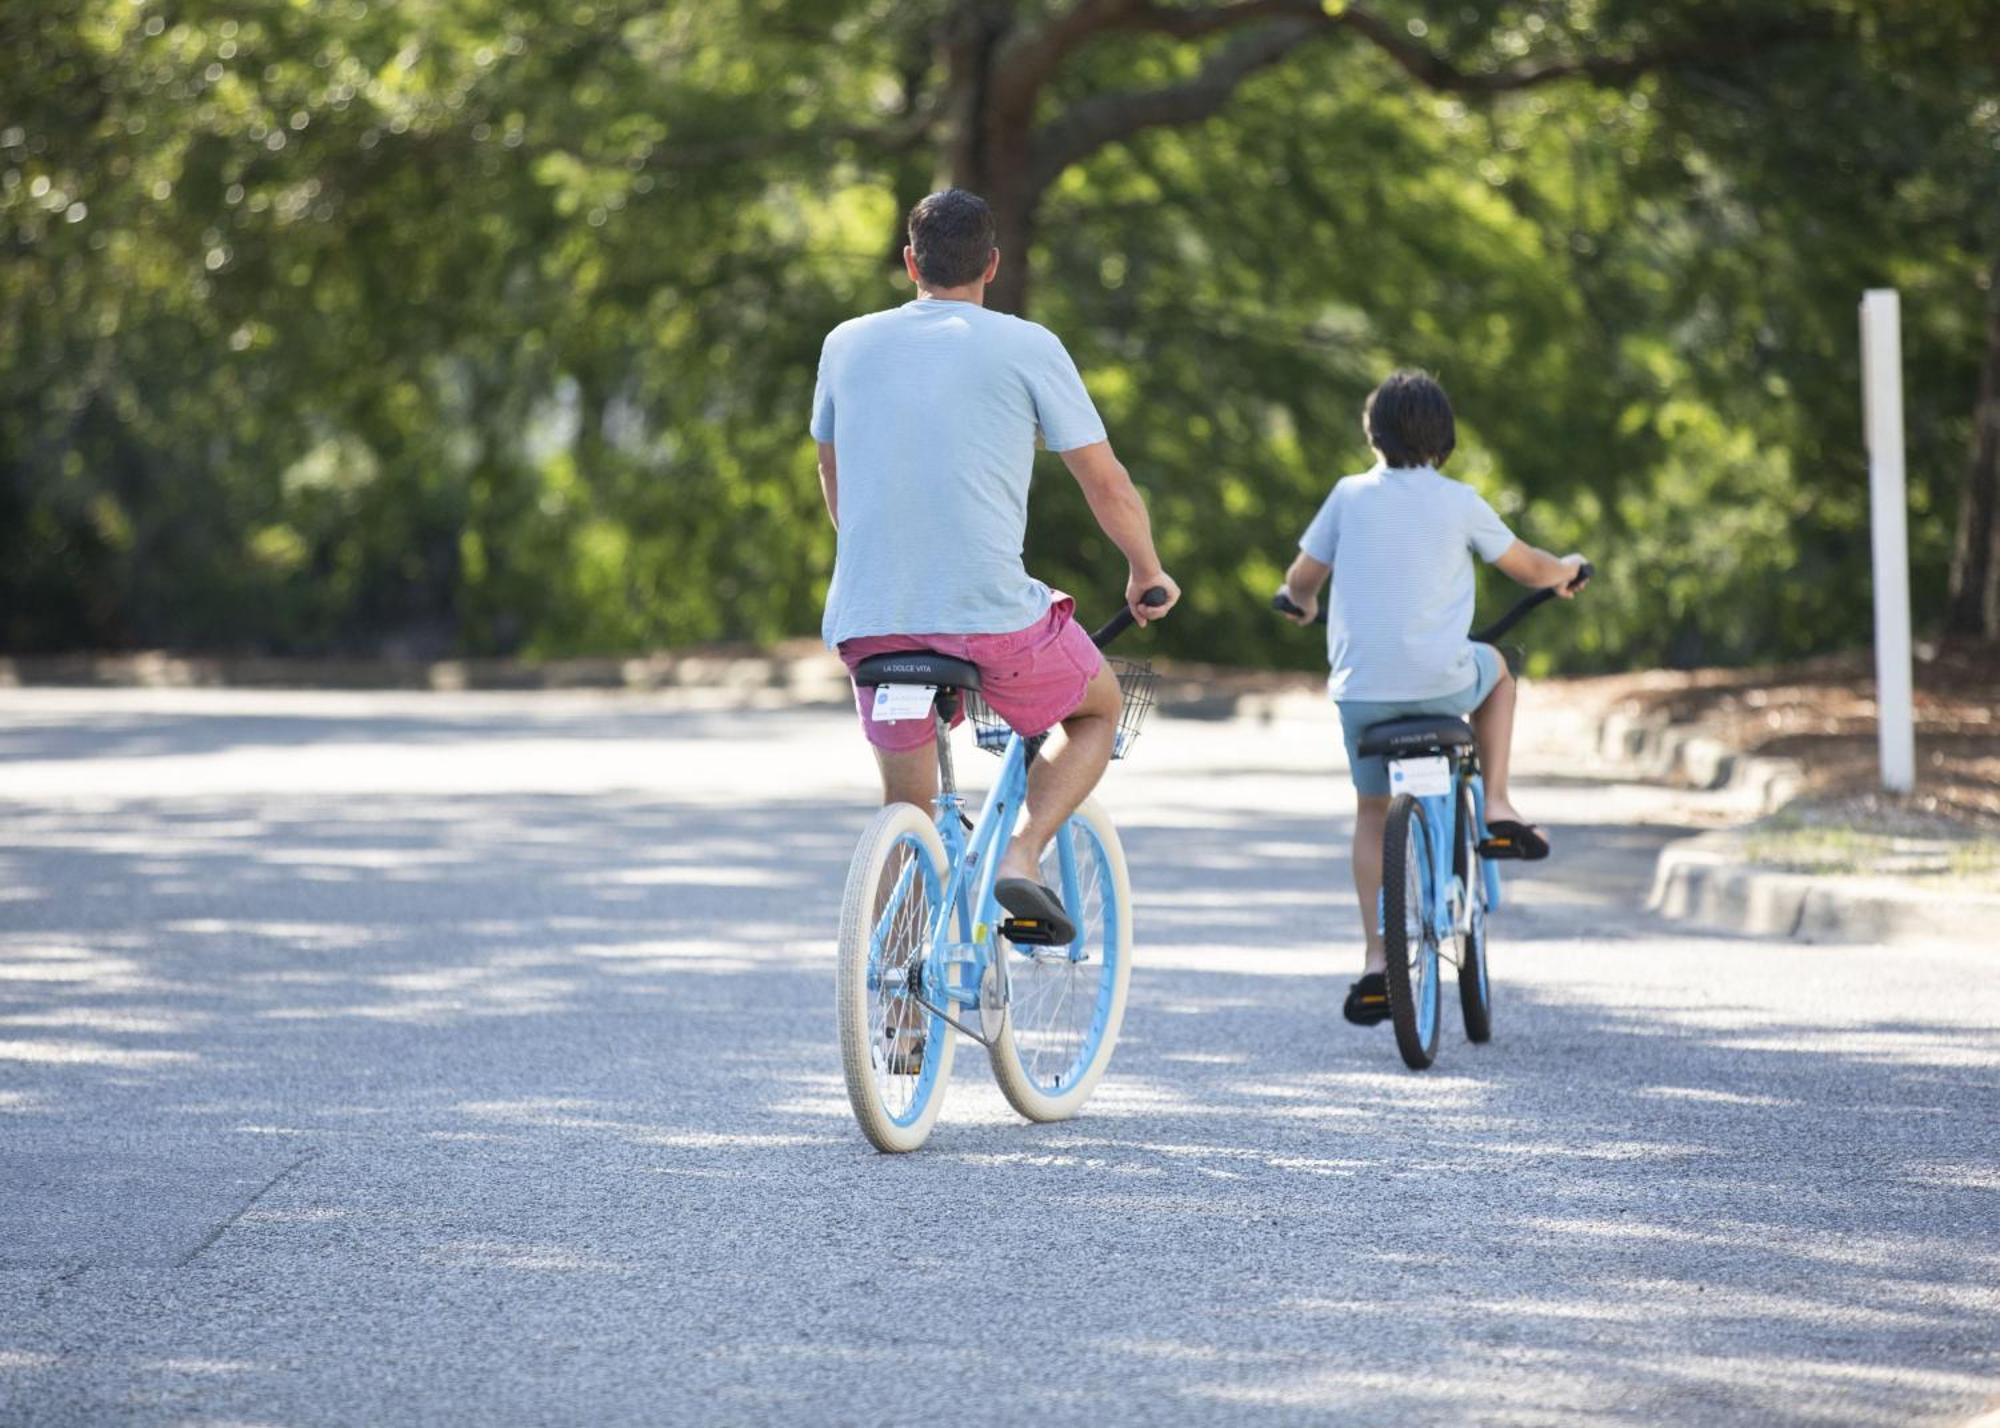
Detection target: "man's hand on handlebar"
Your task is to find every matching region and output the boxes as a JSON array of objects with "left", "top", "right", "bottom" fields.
[
  {"left": 1127, "top": 571, "right": 1181, "bottom": 625},
  {"left": 1556, "top": 554, "right": 1592, "bottom": 598}
]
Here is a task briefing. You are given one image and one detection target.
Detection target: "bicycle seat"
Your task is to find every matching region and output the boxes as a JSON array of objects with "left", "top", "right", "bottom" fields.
[
  {"left": 1356, "top": 714, "right": 1475, "bottom": 758},
  {"left": 852, "top": 650, "right": 983, "bottom": 691}
]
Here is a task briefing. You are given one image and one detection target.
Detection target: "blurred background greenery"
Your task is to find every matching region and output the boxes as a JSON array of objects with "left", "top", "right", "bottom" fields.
[{"left": 4, "top": 1, "right": 1997, "bottom": 673}]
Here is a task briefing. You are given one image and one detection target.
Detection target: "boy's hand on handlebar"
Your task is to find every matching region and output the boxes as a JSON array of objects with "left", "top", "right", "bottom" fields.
[
  {"left": 1275, "top": 585, "right": 1318, "bottom": 625},
  {"left": 1127, "top": 571, "right": 1180, "bottom": 625},
  {"left": 1556, "top": 554, "right": 1591, "bottom": 597}
]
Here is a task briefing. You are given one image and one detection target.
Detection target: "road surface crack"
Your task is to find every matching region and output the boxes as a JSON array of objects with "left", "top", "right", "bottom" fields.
[{"left": 174, "top": 1149, "right": 316, "bottom": 1268}]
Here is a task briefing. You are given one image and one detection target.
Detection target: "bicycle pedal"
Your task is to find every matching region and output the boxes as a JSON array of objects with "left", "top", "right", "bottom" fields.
[{"left": 998, "top": 917, "right": 1064, "bottom": 946}]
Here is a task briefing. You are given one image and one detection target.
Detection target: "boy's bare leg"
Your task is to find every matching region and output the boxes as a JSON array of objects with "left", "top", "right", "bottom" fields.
[
  {"left": 997, "top": 663, "right": 1121, "bottom": 883},
  {"left": 1353, "top": 794, "right": 1391, "bottom": 974},
  {"left": 1469, "top": 646, "right": 1526, "bottom": 826}
]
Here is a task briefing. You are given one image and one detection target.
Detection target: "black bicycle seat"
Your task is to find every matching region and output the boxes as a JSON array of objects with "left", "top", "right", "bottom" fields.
[
  {"left": 1356, "top": 715, "right": 1475, "bottom": 758},
  {"left": 852, "top": 651, "right": 983, "bottom": 691}
]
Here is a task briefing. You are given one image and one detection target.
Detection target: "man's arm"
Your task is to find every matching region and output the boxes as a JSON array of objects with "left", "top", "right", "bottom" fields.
[
  {"left": 1057, "top": 440, "right": 1180, "bottom": 623},
  {"left": 816, "top": 441, "right": 838, "bottom": 528},
  {"left": 1278, "top": 553, "right": 1331, "bottom": 625},
  {"left": 1493, "top": 539, "right": 1589, "bottom": 597}
]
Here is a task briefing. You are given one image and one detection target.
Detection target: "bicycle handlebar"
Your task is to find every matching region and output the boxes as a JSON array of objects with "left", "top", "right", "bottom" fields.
[
  {"left": 1092, "top": 587, "right": 1171, "bottom": 649},
  {"left": 1469, "top": 561, "right": 1594, "bottom": 644},
  {"left": 1272, "top": 562, "right": 1594, "bottom": 643}
]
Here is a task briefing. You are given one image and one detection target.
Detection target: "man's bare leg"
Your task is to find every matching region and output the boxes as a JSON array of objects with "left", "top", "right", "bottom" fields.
[
  {"left": 1468, "top": 646, "right": 1526, "bottom": 826},
  {"left": 874, "top": 742, "right": 939, "bottom": 810},
  {"left": 1352, "top": 793, "right": 1391, "bottom": 974},
  {"left": 996, "top": 663, "right": 1121, "bottom": 884}
]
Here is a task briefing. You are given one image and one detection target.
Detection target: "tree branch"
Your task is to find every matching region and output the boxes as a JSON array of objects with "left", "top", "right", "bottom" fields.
[
  {"left": 994, "top": 0, "right": 1148, "bottom": 116},
  {"left": 1331, "top": 6, "right": 1833, "bottom": 95},
  {"left": 1030, "top": 18, "right": 1316, "bottom": 186},
  {"left": 660, "top": 98, "right": 942, "bottom": 170},
  {"left": 1029, "top": 4, "right": 1832, "bottom": 183},
  {"left": 1120, "top": 0, "right": 1321, "bottom": 39}
]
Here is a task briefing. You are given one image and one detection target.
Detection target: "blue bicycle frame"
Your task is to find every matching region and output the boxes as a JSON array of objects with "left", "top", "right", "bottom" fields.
[
  {"left": 867, "top": 719, "right": 1096, "bottom": 1052},
  {"left": 1386, "top": 756, "right": 1503, "bottom": 951}
]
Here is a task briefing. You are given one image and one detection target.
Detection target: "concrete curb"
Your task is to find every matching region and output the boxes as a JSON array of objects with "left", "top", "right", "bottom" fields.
[
  {"left": 1594, "top": 708, "right": 1805, "bottom": 815},
  {"left": 1592, "top": 706, "right": 1998, "bottom": 946},
  {"left": 1647, "top": 830, "right": 1999, "bottom": 946}
]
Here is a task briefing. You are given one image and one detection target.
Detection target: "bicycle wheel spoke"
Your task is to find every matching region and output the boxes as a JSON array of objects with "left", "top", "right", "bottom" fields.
[{"left": 870, "top": 838, "right": 938, "bottom": 1118}]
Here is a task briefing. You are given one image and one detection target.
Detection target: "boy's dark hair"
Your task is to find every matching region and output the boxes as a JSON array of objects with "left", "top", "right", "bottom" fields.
[
  {"left": 1364, "top": 370, "right": 1456, "bottom": 468},
  {"left": 907, "top": 189, "right": 996, "bottom": 290}
]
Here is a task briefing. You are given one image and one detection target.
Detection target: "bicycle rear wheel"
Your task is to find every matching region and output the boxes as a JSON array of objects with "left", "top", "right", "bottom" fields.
[
  {"left": 988, "top": 797, "right": 1133, "bottom": 1122},
  {"left": 1382, "top": 794, "right": 1441, "bottom": 1070},
  {"left": 1453, "top": 781, "right": 1493, "bottom": 1043},
  {"left": 837, "top": 803, "right": 957, "bottom": 1152}
]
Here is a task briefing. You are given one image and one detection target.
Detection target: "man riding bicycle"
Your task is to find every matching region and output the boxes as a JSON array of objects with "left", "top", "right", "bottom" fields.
[{"left": 812, "top": 188, "right": 1180, "bottom": 940}]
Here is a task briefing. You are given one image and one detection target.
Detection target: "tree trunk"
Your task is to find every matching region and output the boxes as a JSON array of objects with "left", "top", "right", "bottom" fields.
[
  {"left": 1946, "top": 258, "right": 2000, "bottom": 640},
  {"left": 974, "top": 162, "right": 1038, "bottom": 315},
  {"left": 938, "top": 4, "right": 1042, "bottom": 315}
]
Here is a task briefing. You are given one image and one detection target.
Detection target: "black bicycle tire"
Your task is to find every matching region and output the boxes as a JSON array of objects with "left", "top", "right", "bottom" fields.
[
  {"left": 1454, "top": 781, "right": 1493, "bottom": 1043},
  {"left": 1382, "top": 794, "right": 1440, "bottom": 1070}
]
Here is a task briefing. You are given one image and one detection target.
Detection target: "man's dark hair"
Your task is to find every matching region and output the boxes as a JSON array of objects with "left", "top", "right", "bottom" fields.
[
  {"left": 907, "top": 189, "right": 996, "bottom": 289},
  {"left": 1364, "top": 369, "right": 1456, "bottom": 468}
]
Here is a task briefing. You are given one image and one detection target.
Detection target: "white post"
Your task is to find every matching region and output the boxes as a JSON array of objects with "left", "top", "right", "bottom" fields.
[{"left": 1860, "top": 289, "right": 1916, "bottom": 795}]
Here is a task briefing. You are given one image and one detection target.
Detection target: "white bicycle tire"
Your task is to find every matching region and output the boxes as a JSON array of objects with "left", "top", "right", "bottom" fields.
[
  {"left": 836, "top": 803, "right": 957, "bottom": 1153},
  {"left": 988, "top": 796, "right": 1134, "bottom": 1123}
]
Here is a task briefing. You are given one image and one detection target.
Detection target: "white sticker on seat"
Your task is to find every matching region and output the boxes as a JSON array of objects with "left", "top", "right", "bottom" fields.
[
  {"left": 872, "top": 684, "right": 937, "bottom": 722},
  {"left": 1388, "top": 755, "right": 1452, "bottom": 796}
]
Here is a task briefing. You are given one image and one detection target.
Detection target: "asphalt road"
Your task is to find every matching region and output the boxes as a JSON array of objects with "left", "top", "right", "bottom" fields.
[{"left": 2, "top": 688, "right": 1996, "bottom": 1426}]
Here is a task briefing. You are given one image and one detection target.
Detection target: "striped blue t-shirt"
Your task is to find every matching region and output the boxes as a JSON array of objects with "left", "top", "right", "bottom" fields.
[
  {"left": 811, "top": 298, "right": 1107, "bottom": 646},
  {"left": 1299, "top": 464, "right": 1517, "bottom": 700}
]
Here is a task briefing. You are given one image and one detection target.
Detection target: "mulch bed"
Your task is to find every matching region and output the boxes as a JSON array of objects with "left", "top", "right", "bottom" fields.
[{"left": 1568, "top": 642, "right": 2000, "bottom": 831}]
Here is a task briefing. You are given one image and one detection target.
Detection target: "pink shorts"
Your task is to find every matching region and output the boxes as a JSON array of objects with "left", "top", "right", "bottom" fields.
[{"left": 838, "top": 595, "right": 1105, "bottom": 753}]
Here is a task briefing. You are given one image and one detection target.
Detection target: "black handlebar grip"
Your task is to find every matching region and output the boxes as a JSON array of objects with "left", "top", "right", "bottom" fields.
[
  {"left": 1090, "top": 585, "right": 1172, "bottom": 649},
  {"left": 1272, "top": 590, "right": 1329, "bottom": 626}
]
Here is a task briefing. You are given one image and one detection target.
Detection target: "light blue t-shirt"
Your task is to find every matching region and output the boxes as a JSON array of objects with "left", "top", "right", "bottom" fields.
[
  {"left": 1299, "top": 464, "right": 1517, "bottom": 700},
  {"left": 811, "top": 297, "right": 1107, "bottom": 646}
]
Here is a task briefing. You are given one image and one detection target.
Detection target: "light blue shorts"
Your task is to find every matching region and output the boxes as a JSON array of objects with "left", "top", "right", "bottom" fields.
[{"left": 1336, "top": 645, "right": 1504, "bottom": 797}]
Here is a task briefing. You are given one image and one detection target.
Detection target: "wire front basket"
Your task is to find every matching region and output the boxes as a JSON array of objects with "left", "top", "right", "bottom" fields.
[{"left": 965, "top": 656, "right": 1158, "bottom": 760}]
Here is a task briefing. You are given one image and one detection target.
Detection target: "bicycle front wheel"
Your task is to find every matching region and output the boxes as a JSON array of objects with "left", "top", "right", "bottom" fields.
[
  {"left": 837, "top": 803, "right": 958, "bottom": 1153},
  {"left": 1382, "top": 794, "right": 1441, "bottom": 1070},
  {"left": 988, "top": 797, "right": 1133, "bottom": 1122}
]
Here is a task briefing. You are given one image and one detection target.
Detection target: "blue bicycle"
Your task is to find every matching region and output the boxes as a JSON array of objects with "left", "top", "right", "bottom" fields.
[
  {"left": 836, "top": 592, "right": 1165, "bottom": 1152},
  {"left": 1276, "top": 563, "right": 1591, "bottom": 1069}
]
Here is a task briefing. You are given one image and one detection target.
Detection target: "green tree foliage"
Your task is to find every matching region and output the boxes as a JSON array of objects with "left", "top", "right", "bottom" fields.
[{"left": 2, "top": 1, "right": 1995, "bottom": 667}]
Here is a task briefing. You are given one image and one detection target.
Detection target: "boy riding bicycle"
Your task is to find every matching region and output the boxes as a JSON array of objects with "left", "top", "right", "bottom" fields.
[{"left": 1275, "top": 371, "right": 1588, "bottom": 1028}]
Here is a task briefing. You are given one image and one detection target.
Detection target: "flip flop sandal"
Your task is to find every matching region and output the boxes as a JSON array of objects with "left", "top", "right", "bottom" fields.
[
  {"left": 1343, "top": 972, "right": 1391, "bottom": 1027},
  {"left": 1479, "top": 819, "right": 1551, "bottom": 861},
  {"left": 995, "top": 877, "right": 1078, "bottom": 946}
]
